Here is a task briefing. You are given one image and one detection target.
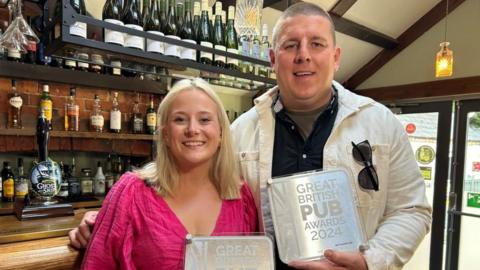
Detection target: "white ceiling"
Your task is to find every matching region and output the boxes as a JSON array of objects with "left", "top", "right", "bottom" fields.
[{"left": 262, "top": 0, "right": 448, "bottom": 84}]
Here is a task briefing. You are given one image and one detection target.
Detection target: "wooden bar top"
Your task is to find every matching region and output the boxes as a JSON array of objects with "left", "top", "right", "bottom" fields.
[{"left": 0, "top": 208, "right": 98, "bottom": 244}]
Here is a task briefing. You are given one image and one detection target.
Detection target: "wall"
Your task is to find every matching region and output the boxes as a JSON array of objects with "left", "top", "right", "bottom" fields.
[{"left": 358, "top": 0, "right": 480, "bottom": 89}]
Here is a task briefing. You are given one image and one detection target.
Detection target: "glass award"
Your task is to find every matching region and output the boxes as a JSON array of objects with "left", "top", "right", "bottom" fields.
[
  {"left": 267, "top": 168, "right": 368, "bottom": 263},
  {"left": 184, "top": 234, "right": 275, "bottom": 270}
]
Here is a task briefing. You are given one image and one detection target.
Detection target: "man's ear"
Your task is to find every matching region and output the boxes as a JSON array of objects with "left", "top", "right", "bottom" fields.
[{"left": 269, "top": 48, "right": 276, "bottom": 73}]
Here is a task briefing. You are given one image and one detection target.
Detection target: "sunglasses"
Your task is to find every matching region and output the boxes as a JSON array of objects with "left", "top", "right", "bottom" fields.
[{"left": 351, "top": 140, "right": 379, "bottom": 191}]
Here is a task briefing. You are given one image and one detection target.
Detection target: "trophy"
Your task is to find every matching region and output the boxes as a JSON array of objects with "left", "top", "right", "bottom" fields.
[{"left": 14, "top": 110, "right": 74, "bottom": 220}]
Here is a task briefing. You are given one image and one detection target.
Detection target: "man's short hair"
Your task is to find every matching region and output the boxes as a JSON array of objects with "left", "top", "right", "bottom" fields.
[{"left": 271, "top": 2, "right": 336, "bottom": 50}]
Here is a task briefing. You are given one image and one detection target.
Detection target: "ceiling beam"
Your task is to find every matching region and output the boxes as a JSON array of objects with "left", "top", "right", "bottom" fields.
[
  {"left": 264, "top": 0, "right": 397, "bottom": 49},
  {"left": 330, "top": 0, "right": 357, "bottom": 17},
  {"left": 343, "top": 0, "right": 466, "bottom": 90},
  {"left": 356, "top": 75, "right": 480, "bottom": 102}
]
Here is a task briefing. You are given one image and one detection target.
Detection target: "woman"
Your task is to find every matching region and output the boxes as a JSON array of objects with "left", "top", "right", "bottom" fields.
[{"left": 81, "top": 78, "right": 258, "bottom": 269}]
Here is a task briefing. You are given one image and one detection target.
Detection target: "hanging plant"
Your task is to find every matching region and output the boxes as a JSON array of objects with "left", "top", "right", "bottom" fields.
[{"left": 469, "top": 112, "right": 480, "bottom": 129}]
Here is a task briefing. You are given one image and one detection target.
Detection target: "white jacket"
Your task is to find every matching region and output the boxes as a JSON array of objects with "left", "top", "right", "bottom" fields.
[{"left": 230, "top": 81, "right": 432, "bottom": 270}]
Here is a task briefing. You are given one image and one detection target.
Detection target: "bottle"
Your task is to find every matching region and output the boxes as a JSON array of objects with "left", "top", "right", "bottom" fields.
[
  {"left": 110, "top": 92, "right": 122, "bottom": 133},
  {"left": 225, "top": 6, "right": 239, "bottom": 71},
  {"left": 198, "top": 0, "right": 212, "bottom": 64},
  {"left": 8, "top": 79, "right": 23, "bottom": 129},
  {"left": 69, "top": 0, "right": 87, "bottom": 39},
  {"left": 24, "top": 40, "right": 37, "bottom": 64},
  {"left": 90, "top": 94, "right": 105, "bottom": 132},
  {"left": 2, "top": 162, "right": 15, "bottom": 202},
  {"left": 213, "top": 2, "right": 225, "bottom": 68},
  {"left": 123, "top": 0, "right": 145, "bottom": 50},
  {"left": 145, "top": 0, "right": 165, "bottom": 54},
  {"left": 259, "top": 23, "right": 270, "bottom": 77},
  {"left": 80, "top": 168, "right": 94, "bottom": 197},
  {"left": 94, "top": 161, "right": 106, "bottom": 196},
  {"left": 179, "top": 0, "right": 196, "bottom": 61},
  {"left": 131, "top": 93, "right": 144, "bottom": 134},
  {"left": 77, "top": 52, "right": 90, "bottom": 72},
  {"left": 90, "top": 54, "right": 105, "bottom": 74},
  {"left": 164, "top": 0, "right": 180, "bottom": 57},
  {"left": 58, "top": 164, "right": 70, "bottom": 199},
  {"left": 7, "top": 46, "right": 23, "bottom": 62},
  {"left": 192, "top": 1, "right": 201, "bottom": 41},
  {"left": 146, "top": 95, "right": 157, "bottom": 134},
  {"left": 40, "top": 84, "right": 53, "bottom": 130},
  {"left": 15, "top": 158, "right": 29, "bottom": 200},
  {"left": 250, "top": 33, "right": 260, "bottom": 75},
  {"left": 103, "top": 0, "right": 125, "bottom": 46},
  {"left": 142, "top": 0, "right": 151, "bottom": 26},
  {"left": 108, "top": 58, "right": 123, "bottom": 76},
  {"left": 105, "top": 154, "right": 114, "bottom": 194},
  {"left": 159, "top": 0, "right": 167, "bottom": 33},
  {"left": 176, "top": 2, "right": 184, "bottom": 29},
  {"left": 65, "top": 87, "right": 79, "bottom": 131},
  {"left": 63, "top": 48, "right": 77, "bottom": 70}
]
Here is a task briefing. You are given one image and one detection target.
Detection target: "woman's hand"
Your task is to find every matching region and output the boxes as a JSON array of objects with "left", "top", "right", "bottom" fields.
[{"left": 68, "top": 211, "right": 98, "bottom": 249}]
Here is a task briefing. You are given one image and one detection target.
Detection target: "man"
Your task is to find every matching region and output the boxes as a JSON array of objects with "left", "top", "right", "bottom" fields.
[{"left": 70, "top": 2, "right": 431, "bottom": 269}]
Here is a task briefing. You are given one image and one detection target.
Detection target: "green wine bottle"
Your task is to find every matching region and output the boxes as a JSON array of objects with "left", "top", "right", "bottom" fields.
[
  {"left": 225, "top": 6, "right": 239, "bottom": 70},
  {"left": 103, "top": 0, "right": 125, "bottom": 46},
  {"left": 164, "top": 0, "right": 180, "bottom": 57},
  {"left": 198, "top": 0, "right": 212, "bottom": 64},
  {"left": 213, "top": 2, "right": 225, "bottom": 68},
  {"left": 180, "top": 0, "right": 196, "bottom": 61},
  {"left": 69, "top": 0, "right": 87, "bottom": 38},
  {"left": 123, "top": 0, "right": 145, "bottom": 50},
  {"left": 145, "top": 0, "right": 165, "bottom": 54}
]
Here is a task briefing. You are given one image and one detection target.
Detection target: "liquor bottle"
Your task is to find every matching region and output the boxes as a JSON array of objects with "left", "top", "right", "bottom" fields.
[
  {"left": 225, "top": 6, "right": 239, "bottom": 71},
  {"left": 179, "top": 0, "right": 196, "bottom": 61},
  {"left": 8, "top": 79, "right": 23, "bottom": 129},
  {"left": 251, "top": 33, "right": 260, "bottom": 75},
  {"left": 131, "top": 93, "right": 144, "bottom": 134},
  {"left": 90, "top": 94, "right": 105, "bottom": 132},
  {"left": 105, "top": 154, "right": 114, "bottom": 194},
  {"left": 259, "top": 23, "right": 270, "bottom": 77},
  {"left": 40, "top": 84, "right": 53, "bottom": 130},
  {"left": 65, "top": 87, "right": 79, "bottom": 131},
  {"left": 15, "top": 158, "right": 29, "bottom": 200},
  {"left": 145, "top": 0, "right": 165, "bottom": 54},
  {"left": 146, "top": 95, "right": 156, "bottom": 134},
  {"left": 94, "top": 161, "right": 106, "bottom": 196},
  {"left": 2, "top": 162, "right": 15, "bottom": 202},
  {"left": 69, "top": 0, "right": 87, "bottom": 39},
  {"left": 110, "top": 92, "right": 122, "bottom": 133},
  {"left": 198, "top": 0, "right": 212, "bottom": 64},
  {"left": 176, "top": 2, "right": 184, "bottom": 29},
  {"left": 123, "top": 0, "right": 145, "bottom": 50},
  {"left": 213, "top": 2, "right": 225, "bottom": 68},
  {"left": 164, "top": 0, "right": 180, "bottom": 57},
  {"left": 80, "top": 168, "right": 94, "bottom": 197},
  {"left": 63, "top": 48, "right": 77, "bottom": 70},
  {"left": 58, "top": 164, "right": 70, "bottom": 199},
  {"left": 192, "top": 1, "right": 201, "bottom": 41},
  {"left": 24, "top": 40, "right": 37, "bottom": 64},
  {"left": 103, "top": 0, "right": 125, "bottom": 46}
]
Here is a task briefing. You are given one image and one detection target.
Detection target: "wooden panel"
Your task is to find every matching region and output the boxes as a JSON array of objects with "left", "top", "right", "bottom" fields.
[
  {"left": 344, "top": 0, "right": 466, "bottom": 89},
  {"left": 356, "top": 76, "right": 480, "bottom": 101},
  {"left": 0, "top": 237, "right": 82, "bottom": 270}
]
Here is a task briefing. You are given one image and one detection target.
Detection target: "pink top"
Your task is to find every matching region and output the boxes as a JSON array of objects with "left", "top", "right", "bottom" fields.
[{"left": 81, "top": 172, "right": 258, "bottom": 270}]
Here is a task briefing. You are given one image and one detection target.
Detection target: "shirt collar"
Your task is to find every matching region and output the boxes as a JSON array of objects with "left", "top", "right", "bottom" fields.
[{"left": 272, "top": 85, "right": 338, "bottom": 114}]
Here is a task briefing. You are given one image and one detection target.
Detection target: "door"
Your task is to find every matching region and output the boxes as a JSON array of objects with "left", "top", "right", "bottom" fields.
[
  {"left": 390, "top": 101, "right": 452, "bottom": 270},
  {"left": 446, "top": 100, "right": 480, "bottom": 270}
]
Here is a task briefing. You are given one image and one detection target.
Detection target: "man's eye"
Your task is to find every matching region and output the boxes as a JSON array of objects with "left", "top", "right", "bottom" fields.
[
  {"left": 284, "top": 43, "right": 297, "bottom": 49},
  {"left": 312, "top": 42, "right": 325, "bottom": 48}
]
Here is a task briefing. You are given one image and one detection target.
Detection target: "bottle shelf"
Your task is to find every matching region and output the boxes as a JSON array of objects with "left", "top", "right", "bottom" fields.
[
  {"left": 0, "top": 129, "right": 154, "bottom": 141},
  {"left": 43, "top": 0, "right": 275, "bottom": 90},
  {"left": 0, "top": 60, "right": 166, "bottom": 94}
]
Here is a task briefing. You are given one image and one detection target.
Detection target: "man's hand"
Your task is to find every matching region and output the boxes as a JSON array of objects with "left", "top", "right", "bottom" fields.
[
  {"left": 68, "top": 211, "right": 98, "bottom": 249},
  {"left": 288, "top": 250, "right": 368, "bottom": 270}
]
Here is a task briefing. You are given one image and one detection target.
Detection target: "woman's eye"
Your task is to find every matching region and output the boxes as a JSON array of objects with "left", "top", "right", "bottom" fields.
[
  {"left": 173, "top": 117, "right": 185, "bottom": 123},
  {"left": 200, "top": 118, "right": 211, "bottom": 124}
]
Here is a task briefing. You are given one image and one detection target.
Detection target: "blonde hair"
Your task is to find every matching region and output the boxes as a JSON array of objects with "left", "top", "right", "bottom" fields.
[
  {"left": 272, "top": 2, "right": 336, "bottom": 50},
  {"left": 134, "top": 78, "right": 241, "bottom": 199}
]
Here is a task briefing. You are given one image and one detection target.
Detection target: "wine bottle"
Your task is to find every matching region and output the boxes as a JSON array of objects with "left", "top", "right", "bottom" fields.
[
  {"left": 146, "top": 95, "right": 156, "bottom": 134},
  {"left": 103, "top": 0, "right": 125, "bottom": 46},
  {"left": 179, "top": 0, "right": 196, "bottom": 61},
  {"left": 176, "top": 2, "right": 184, "bottom": 30},
  {"left": 251, "top": 33, "right": 260, "bottom": 75},
  {"left": 213, "top": 2, "right": 225, "bottom": 68},
  {"left": 225, "top": 6, "right": 239, "bottom": 70},
  {"left": 123, "top": 0, "right": 145, "bottom": 50},
  {"left": 259, "top": 23, "right": 271, "bottom": 77},
  {"left": 145, "top": 0, "right": 165, "bottom": 54},
  {"left": 159, "top": 0, "right": 167, "bottom": 33},
  {"left": 110, "top": 92, "right": 122, "bottom": 133},
  {"left": 198, "top": 0, "right": 212, "bottom": 64},
  {"left": 69, "top": 0, "right": 87, "bottom": 39},
  {"left": 192, "top": 1, "right": 201, "bottom": 41},
  {"left": 164, "top": 0, "right": 180, "bottom": 57}
]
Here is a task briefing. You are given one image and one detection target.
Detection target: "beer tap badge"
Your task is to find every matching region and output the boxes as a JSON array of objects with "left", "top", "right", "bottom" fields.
[{"left": 30, "top": 160, "right": 62, "bottom": 197}]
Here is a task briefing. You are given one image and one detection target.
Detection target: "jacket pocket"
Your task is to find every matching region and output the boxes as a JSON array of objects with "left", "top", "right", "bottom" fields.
[{"left": 238, "top": 151, "right": 260, "bottom": 192}]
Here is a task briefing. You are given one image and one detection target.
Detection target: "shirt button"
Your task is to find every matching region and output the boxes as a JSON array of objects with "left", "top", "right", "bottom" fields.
[
  {"left": 302, "top": 154, "right": 307, "bottom": 159},
  {"left": 291, "top": 125, "right": 295, "bottom": 130}
]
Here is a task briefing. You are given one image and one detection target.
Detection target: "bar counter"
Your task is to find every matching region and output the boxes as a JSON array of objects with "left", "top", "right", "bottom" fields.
[{"left": 0, "top": 199, "right": 103, "bottom": 270}]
